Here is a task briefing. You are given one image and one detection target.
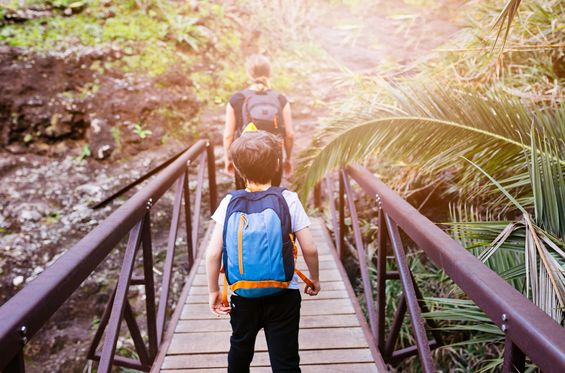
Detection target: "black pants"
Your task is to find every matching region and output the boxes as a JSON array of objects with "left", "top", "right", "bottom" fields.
[{"left": 228, "top": 289, "right": 301, "bottom": 373}]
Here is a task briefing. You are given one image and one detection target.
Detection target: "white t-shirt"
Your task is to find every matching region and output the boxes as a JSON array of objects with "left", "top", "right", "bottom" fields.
[{"left": 211, "top": 190, "right": 311, "bottom": 289}]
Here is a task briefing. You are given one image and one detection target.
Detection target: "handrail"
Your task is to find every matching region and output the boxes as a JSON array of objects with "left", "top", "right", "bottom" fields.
[
  {"left": 0, "top": 139, "right": 217, "bottom": 372},
  {"left": 321, "top": 163, "right": 565, "bottom": 372}
]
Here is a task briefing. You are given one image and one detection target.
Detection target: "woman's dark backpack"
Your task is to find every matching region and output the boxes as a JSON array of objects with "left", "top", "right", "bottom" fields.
[{"left": 241, "top": 90, "right": 284, "bottom": 137}]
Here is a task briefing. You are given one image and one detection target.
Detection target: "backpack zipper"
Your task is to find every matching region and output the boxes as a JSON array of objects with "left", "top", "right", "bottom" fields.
[{"left": 237, "top": 213, "right": 248, "bottom": 275}]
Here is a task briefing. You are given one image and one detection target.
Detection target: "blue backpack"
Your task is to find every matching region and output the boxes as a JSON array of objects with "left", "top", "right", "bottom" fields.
[{"left": 220, "top": 187, "right": 312, "bottom": 301}]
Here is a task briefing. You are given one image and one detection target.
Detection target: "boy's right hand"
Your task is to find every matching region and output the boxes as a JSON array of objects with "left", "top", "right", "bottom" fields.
[
  {"left": 304, "top": 280, "right": 321, "bottom": 296},
  {"left": 209, "top": 291, "right": 231, "bottom": 316}
]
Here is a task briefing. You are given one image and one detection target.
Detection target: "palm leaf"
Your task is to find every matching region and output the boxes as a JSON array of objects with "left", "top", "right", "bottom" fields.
[
  {"left": 295, "top": 84, "right": 565, "bottom": 201},
  {"left": 492, "top": 0, "right": 522, "bottom": 48},
  {"left": 456, "top": 153, "right": 565, "bottom": 322}
]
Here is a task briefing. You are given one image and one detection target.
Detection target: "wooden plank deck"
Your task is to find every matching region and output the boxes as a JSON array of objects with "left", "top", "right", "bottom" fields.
[{"left": 153, "top": 218, "right": 387, "bottom": 372}]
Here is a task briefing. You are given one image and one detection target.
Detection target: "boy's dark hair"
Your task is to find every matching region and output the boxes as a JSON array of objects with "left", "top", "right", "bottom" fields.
[{"left": 230, "top": 131, "right": 281, "bottom": 184}]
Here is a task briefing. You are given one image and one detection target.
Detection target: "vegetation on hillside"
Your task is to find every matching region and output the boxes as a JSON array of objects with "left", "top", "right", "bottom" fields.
[{"left": 296, "top": 0, "right": 565, "bottom": 370}]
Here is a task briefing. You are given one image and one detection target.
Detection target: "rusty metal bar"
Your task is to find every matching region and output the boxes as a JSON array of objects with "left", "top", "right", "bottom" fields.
[
  {"left": 313, "top": 183, "right": 322, "bottom": 209},
  {"left": 502, "top": 336, "right": 525, "bottom": 373},
  {"left": 0, "top": 140, "right": 208, "bottom": 370},
  {"left": 90, "top": 353, "right": 150, "bottom": 371},
  {"left": 141, "top": 214, "right": 158, "bottom": 361},
  {"left": 156, "top": 174, "right": 185, "bottom": 345},
  {"left": 376, "top": 207, "right": 387, "bottom": 351},
  {"left": 324, "top": 176, "right": 340, "bottom": 253},
  {"left": 4, "top": 350, "right": 24, "bottom": 373},
  {"left": 384, "top": 293, "right": 406, "bottom": 358},
  {"left": 87, "top": 286, "right": 117, "bottom": 360},
  {"left": 183, "top": 169, "right": 194, "bottom": 269},
  {"left": 385, "top": 215, "right": 435, "bottom": 372},
  {"left": 191, "top": 152, "right": 206, "bottom": 251},
  {"left": 342, "top": 170, "right": 378, "bottom": 340},
  {"left": 92, "top": 146, "right": 193, "bottom": 210},
  {"left": 206, "top": 142, "right": 218, "bottom": 213},
  {"left": 98, "top": 218, "right": 144, "bottom": 372},
  {"left": 346, "top": 163, "right": 565, "bottom": 371},
  {"left": 391, "top": 340, "right": 439, "bottom": 363},
  {"left": 123, "top": 301, "right": 150, "bottom": 365},
  {"left": 411, "top": 273, "right": 443, "bottom": 347},
  {"left": 338, "top": 170, "right": 346, "bottom": 261}
]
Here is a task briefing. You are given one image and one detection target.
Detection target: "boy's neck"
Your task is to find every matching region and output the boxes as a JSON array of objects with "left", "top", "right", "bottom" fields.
[{"left": 245, "top": 181, "right": 272, "bottom": 192}]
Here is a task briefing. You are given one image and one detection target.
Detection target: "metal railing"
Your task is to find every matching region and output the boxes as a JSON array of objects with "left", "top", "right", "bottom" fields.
[
  {"left": 0, "top": 139, "right": 217, "bottom": 373},
  {"left": 321, "top": 164, "right": 565, "bottom": 372}
]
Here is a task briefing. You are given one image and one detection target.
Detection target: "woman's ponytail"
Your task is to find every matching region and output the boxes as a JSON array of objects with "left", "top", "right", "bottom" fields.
[
  {"left": 246, "top": 54, "right": 271, "bottom": 93},
  {"left": 253, "top": 76, "right": 270, "bottom": 93}
]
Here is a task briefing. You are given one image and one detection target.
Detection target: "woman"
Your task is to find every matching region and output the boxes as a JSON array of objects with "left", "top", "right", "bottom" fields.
[{"left": 223, "top": 54, "right": 294, "bottom": 189}]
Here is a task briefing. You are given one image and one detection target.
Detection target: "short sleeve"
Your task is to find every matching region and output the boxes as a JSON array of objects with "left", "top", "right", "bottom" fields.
[
  {"left": 211, "top": 195, "right": 232, "bottom": 227},
  {"left": 229, "top": 92, "right": 246, "bottom": 129},
  {"left": 229, "top": 92, "right": 245, "bottom": 108},
  {"left": 283, "top": 191, "right": 310, "bottom": 232}
]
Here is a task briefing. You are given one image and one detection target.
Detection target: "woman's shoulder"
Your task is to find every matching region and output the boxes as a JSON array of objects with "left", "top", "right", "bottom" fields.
[{"left": 228, "top": 90, "right": 247, "bottom": 107}]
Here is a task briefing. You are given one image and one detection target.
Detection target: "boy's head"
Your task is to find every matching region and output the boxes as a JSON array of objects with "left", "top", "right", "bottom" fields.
[{"left": 230, "top": 131, "right": 281, "bottom": 185}]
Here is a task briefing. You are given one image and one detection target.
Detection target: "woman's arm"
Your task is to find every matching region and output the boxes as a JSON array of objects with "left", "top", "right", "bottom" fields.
[
  {"left": 296, "top": 227, "right": 320, "bottom": 295},
  {"left": 223, "top": 103, "right": 237, "bottom": 176},
  {"left": 206, "top": 223, "right": 230, "bottom": 314},
  {"left": 282, "top": 102, "right": 294, "bottom": 176}
]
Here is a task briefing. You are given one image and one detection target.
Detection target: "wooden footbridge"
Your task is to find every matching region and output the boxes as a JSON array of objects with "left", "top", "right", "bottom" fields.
[
  {"left": 154, "top": 218, "right": 385, "bottom": 372},
  {"left": 1, "top": 140, "right": 564, "bottom": 373}
]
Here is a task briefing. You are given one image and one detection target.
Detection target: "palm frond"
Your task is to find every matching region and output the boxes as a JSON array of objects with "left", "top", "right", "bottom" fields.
[
  {"left": 453, "top": 155, "right": 565, "bottom": 322},
  {"left": 295, "top": 84, "right": 565, "bottom": 201},
  {"left": 492, "top": 0, "right": 522, "bottom": 48}
]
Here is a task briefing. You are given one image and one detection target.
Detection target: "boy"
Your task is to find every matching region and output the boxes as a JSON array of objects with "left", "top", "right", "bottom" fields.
[{"left": 206, "top": 131, "right": 320, "bottom": 373}]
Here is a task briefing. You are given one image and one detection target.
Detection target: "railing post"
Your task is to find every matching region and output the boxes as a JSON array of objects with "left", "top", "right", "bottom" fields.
[
  {"left": 141, "top": 214, "right": 158, "bottom": 361},
  {"left": 206, "top": 141, "right": 218, "bottom": 213},
  {"left": 376, "top": 203, "right": 387, "bottom": 351},
  {"left": 324, "top": 176, "right": 340, "bottom": 253},
  {"left": 98, "top": 219, "right": 145, "bottom": 372},
  {"left": 183, "top": 167, "right": 194, "bottom": 268},
  {"left": 4, "top": 350, "right": 24, "bottom": 373},
  {"left": 313, "top": 183, "right": 322, "bottom": 209},
  {"left": 191, "top": 152, "right": 206, "bottom": 251},
  {"left": 502, "top": 336, "right": 525, "bottom": 373},
  {"left": 341, "top": 170, "right": 378, "bottom": 340},
  {"left": 156, "top": 175, "right": 185, "bottom": 345},
  {"left": 385, "top": 215, "right": 435, "bottom": 373},
  {"left": 338, "top": 169, "right": 346, "bottom": 262}
]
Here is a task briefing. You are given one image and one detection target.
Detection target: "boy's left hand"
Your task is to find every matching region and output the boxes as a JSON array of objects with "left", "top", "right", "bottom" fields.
[{"left": 208, "top": 291, "right": 231, "bottom": 316}]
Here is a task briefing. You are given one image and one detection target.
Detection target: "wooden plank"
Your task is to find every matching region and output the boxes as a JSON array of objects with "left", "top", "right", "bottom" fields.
[
  {"left": 175, "top": 314, "right": 361, "bottom": 333},
  {"left": 161, "top": 363, "right": 378, "bottom": 373},
  {"left": 162, "top": 348, "right": 374, "bottom": 369},
  {"left": 180, "top": 299, "right": 355, "bottom": 320},
  {"left": 156, "top": 218, "right": 386, "bottom": 373},
  {"left": 314, "top": 218, "right": 388, "bottom": 372},
  {"left": 167, "top": 328, "right": 369, "bottom": 354},
  {"left": 150, "top": 223, "right": 214, "bottom": 373}
]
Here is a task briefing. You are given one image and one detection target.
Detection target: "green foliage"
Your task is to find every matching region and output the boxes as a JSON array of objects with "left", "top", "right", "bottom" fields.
[
  {"left": 425, "top": 0, "right": 565, "bottom": 104},
  {"left": 110, "top": 126, "right": 121, "bottom": 152},
  {"left": 78, "top": 143, "right": 91, "bottom": 160},
  {"left": 133, "top": 123, "right": 152, "bottom": 139},
  {"left": 295, "top": 83, "right": 565, "bottom": 202}
]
